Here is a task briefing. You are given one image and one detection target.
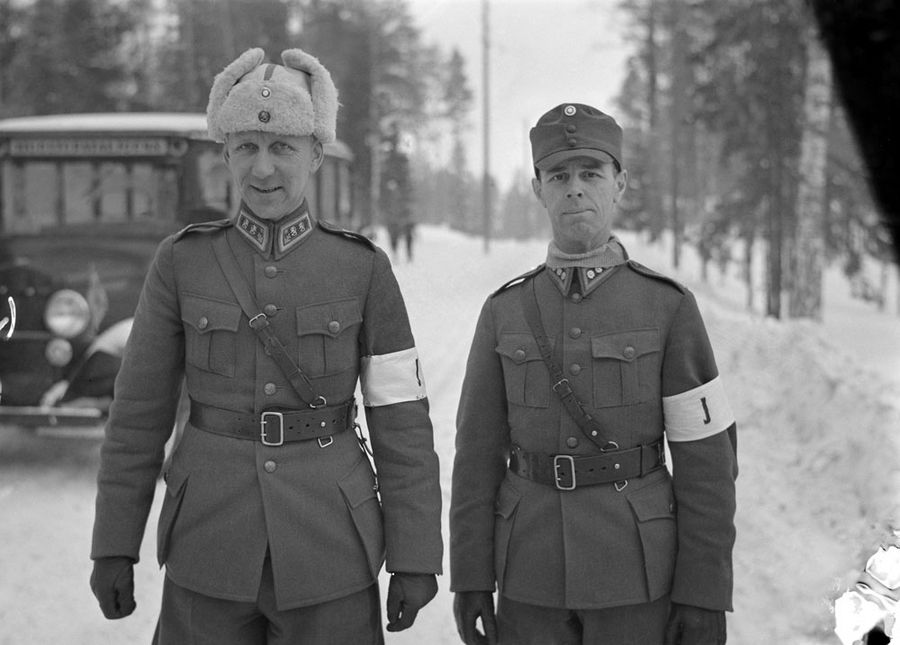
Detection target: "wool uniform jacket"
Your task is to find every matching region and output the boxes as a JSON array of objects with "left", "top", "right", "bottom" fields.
[
  {"left": 91, "top": 206, "right": 442, "bottom": 610},
  {"left": 450, "top": 257, "right": 737, "bottom": 611}
]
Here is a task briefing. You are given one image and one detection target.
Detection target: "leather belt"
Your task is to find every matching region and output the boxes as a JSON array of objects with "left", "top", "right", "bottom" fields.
[
  {"left": 509, "top": 441, "right": 666, "bottom": 491},
  {"left": 189, "top": 399, "right": 356, "bottom": 447}
]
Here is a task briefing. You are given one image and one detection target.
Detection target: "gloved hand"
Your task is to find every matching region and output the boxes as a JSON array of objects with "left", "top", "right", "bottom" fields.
[
  {"left": 386, "top": 572, "right": 438, "bottom": 632},
  {"left": 453, "top": 591, "right": 498, "bottom": 645},
  {"left": 664, "top": 603, "right": 726, "bottom": 645},
  {"left": 90, "top": 556, "right": 136, "bottom": 619}
]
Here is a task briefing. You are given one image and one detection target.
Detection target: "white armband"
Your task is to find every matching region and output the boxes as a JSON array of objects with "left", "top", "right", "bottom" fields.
[
  {"left": 663, "top": 376, "right": 734, "bottom": 442},
  {"left": 360, "top": 347, "right": 427, "bottom": 407}
]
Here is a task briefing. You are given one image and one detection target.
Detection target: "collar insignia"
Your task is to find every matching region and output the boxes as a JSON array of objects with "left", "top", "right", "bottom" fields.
[
  {"left": 236, "top": 209, "right": 270, "bottom": 253},
  {"left": 276, "top": 210, "right": 312, "bottom": 257}
]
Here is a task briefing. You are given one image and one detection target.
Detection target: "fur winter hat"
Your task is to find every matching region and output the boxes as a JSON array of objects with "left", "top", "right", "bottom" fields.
[{"left": 207, "top": 47, "right": 339, "bottom": 143}]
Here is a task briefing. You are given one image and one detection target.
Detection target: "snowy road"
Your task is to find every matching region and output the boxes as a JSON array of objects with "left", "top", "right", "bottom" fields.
[{"left": 1, "top": 225, "right": 898, "bottom": 644}]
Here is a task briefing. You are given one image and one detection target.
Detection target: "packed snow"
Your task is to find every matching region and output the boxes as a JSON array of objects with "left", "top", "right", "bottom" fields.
[{"left": 1, "top": 224, "right": 898, "bottom": 644}]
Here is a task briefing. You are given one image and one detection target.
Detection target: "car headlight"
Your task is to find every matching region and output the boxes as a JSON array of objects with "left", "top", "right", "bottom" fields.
[
  {"left": 45, "top": 338, "right": 74, "bottom": 367},
  {"left": 44, "top": 289, "right": 91, "bottom": 338}
]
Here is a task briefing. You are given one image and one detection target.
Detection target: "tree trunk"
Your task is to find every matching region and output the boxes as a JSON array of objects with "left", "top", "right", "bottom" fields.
[{"left": 789, "top": 29, "right": 832, "bottom": 320}]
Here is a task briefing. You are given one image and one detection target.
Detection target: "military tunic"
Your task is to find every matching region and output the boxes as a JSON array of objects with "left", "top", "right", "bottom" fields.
[
  {"left": 450, "top": 253, "right": 737, "bottom": 611},
  {"left": 92, "top": 205, "right": 442, "bottom": 610}
]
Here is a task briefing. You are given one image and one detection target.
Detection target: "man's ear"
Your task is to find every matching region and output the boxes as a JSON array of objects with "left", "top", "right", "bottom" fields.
[
  {"left": 311, "top": 140, "right": 325, "bottom": 172},
  {"left": 531, "top": 176, "right": 544, "bottom": 206},
  {"left": 613, "top": 169, "right": 628, "bottom": 203}
]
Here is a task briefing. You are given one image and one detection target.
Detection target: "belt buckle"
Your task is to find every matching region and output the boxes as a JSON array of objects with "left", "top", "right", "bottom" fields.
[
  {"left": 260, "top": 411, "right": 284, "bottom": 447},
  {"left": 553, "top": 455, "right": 576, "bottom": 491}
]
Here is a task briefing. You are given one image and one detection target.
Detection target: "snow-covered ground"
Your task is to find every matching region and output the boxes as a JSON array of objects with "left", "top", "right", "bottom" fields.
[{"left": 1, "top": 224, "right": 898, "bottom": 644}]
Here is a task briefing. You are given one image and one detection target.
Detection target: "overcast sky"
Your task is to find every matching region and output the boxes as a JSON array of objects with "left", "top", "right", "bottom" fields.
[{"left": 407, "top": 0, "right": 632, "bottom": 189}]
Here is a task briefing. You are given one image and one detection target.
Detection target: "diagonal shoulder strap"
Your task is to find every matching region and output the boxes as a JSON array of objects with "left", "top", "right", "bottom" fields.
[
  {"left": 519, "top": 278, "right": 616, "bottom": 450},
  {"left": 211, "top": 234, "right": 325, "bottom": 408}
]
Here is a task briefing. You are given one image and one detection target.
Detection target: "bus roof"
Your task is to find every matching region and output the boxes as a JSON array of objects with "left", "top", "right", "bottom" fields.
[
  {"left": 0, "top": 113, "right": 212, "bottom": 138},
  {"left": 0, "top": 112, "right": 353, "bottom": 160}
]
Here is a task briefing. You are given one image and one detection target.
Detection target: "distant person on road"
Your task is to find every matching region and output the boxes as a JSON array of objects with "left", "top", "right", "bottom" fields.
[
  {"left": 89, "top": 46, "right": 442, "bottom": 644},
  {"left": 450, "top": 103, "right": 738, "bottom": 645}
]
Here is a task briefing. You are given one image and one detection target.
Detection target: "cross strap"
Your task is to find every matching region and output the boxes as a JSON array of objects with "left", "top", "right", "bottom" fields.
[
  {"left": 211, "top": 234, "right": 324, "bottom": 408},
  {"left": 519, "top": 277, "right": 616, "bottom": 450}
]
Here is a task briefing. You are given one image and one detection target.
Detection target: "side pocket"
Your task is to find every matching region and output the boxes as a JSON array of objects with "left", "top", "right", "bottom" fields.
[
  {"left": 626, "top": 478, "right": 677, "bottom": 598},
  {"left": 493, "top": 479, "right": 523, "bottom": 592},
  {"left": 157, "top": 467, "right": 189, "bottom": 566},
  {"left": 181, "top": 293, "right": 242, "bottom": 377},
  {"left": 495, "top": 333, "right": 551, "bottom": 408},
  {"left": 296, "top": 299, "right": 363, "bottom": 377},
  {"left": 591, "top": 328, "right": 660, "bottom": 407},
  {"left": 338, "top": 457, "right": 385, "bottom": 577}
]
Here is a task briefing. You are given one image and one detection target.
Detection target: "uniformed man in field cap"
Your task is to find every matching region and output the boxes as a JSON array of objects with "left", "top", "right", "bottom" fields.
[
  {"left": 90, "top": 47, "right": 442, "bottom": 644},
  {"left": 450, "top": 102, "right": 738, "bottom": 645}
]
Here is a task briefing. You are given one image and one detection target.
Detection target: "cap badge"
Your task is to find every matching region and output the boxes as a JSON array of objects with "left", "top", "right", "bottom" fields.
[
  {"left": 564, "top": 105, "right": 577, "bottom": 116},
  {"left": 258, "top": 110, "right": 271, "bottom": 123},
  {"left": 260, "top": 87, "right": 271, "bottom": 98}
]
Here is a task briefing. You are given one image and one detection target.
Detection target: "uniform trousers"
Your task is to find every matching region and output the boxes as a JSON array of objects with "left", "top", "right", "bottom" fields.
[
  {"left": 497, "top": 594, "right": 670, "bottom": 645},
  {"left": 152, "top": 554, "right": 383, "bottom": 645}
]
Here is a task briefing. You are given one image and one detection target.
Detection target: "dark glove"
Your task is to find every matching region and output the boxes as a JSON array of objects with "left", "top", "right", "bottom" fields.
[
  {"left": 386, "top": 573, "right": 438, "bottom": 632},
  {"left": 664, "top": 603, "right": 726, "bottom": 645},
  {"left": 90, "top": 556, "right": 136, "bottom": 619},
  {"left": 453, "top": 591, "right": 498, "bottom": 645}
]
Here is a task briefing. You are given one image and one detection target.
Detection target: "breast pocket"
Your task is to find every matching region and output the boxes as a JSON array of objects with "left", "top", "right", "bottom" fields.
[
  {"left": 181, "top": 293, "right": 242, "bottom": 377},
  {"left": 591, "top": 328, "right": 660, "bottom": 407},
  {"left": 296, "top": 299, "right": 362, "bottom": 377},
  {"left": 495, "top": 333, "right": 551, "bottom": 408}
]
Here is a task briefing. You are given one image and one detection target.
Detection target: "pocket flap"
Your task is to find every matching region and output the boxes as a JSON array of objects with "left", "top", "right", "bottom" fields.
[
  {"left": 338, "top": 458, "right": 379, "bottom": 508},
  {"left": 627, "top": 482, "right": 675, "bottom": 522},
  {"left": 495, "top": 333, "right": 549, "bottom": 364},
  {"left": 297, "top": 299, "right": 362, "bottom": 338},
  {"left": 181, "top": 293, "right": 242, "bottom": 334},
  {"left": 494, "top": 480, "right": 522, "bottom": 519},
  {"left": 591, "top": 329, "right": 660, "bottom": 362}
]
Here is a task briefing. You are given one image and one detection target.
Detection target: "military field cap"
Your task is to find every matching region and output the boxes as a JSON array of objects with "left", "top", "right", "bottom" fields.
[
  {"left": 207, "top": 47, "right": 339, "bottom": 143},
  {"left": 530, "top": 103, "right": 623, "bottom": 171}
]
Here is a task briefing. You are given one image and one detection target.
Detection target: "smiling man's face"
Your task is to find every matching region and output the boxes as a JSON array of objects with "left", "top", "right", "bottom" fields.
[
  {"left": 532, "top": 157, "right": 627, "bottom": 253},
  {"left": 224, "top": 131, "right": 324, "bottom": 221}
]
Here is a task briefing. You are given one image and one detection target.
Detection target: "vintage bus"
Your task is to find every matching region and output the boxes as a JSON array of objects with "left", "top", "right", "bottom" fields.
[{"left": 0, "top": 112, "right": 354, "bottom": 428}]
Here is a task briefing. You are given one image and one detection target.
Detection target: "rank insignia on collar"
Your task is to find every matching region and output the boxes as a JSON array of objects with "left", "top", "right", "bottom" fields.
[
  {"left": 236, "top": 209, "right": 270, "bottom": 252},
  {"left": 276, "top": 211, "right": 312, "bottom": 256}
]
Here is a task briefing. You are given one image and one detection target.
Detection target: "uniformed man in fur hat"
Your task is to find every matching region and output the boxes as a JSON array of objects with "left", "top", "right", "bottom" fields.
[
  {"left": 450, "top": 103, "right": 738, "bottom": 644},
  {"left": 90, "top": 47, "right": 442, "bottom": 644}
]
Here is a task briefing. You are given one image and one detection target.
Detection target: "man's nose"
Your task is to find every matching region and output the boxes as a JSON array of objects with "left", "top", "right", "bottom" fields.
[
  {"left": 251, "top": 151, "right": 275, "bottom": 177},
  {"left": 566, "top": 180, "right": 584, "bottom": 198}
]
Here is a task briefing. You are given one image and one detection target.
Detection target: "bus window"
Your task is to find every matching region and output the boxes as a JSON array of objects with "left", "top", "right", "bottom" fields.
[{"left": 196, "top": 150, "right": 231, "bottom": 215}]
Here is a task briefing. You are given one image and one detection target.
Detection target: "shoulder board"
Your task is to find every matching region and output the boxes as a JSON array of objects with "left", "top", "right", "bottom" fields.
[
  {"left": 491, "top": 264, "right": 545, "bottom": 297},
  {"left": 317, "top": 219, "right": 376, "bottom": 249},
  {"left": 626, "top": 260, "right": 686, "bottom": 293},
  {"left": 173, "top": 218, "right": 232, "bottom": 241}
]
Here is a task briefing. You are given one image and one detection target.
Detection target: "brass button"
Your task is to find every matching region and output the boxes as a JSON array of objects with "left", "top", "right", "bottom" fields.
[
  {"left": 513, "top": 349, "right": 527, "bottom": 362},
  {"left": 264, "top": 265, "right": 278, "bottom": 278},
  {"left": 571, "top": 293, "right": 583, "bottom": 303},
  {"left": 623, "top": 346, "right": 636, "bottom": 360},
  {"left": 258, "top": 110, "right": 271, "bottom": 123},
  {"left": 566, "top": 437, "right": 579, "bottom": 448},
  {"left": 570, "top": 363, "right": 582, "bottom": 375},
  {"left": 569, "top": 327, "right": 582, "bottom": 339},
  {"left": 264, "top": 304, "right": 278, "bottom": 317},
  {"left": 260, "top": 87, "right": 271, "bottom": 98},
  {"left": 327, "top": 320, "right": 341, "bottom": 334},
  {"left": 586, "top": 269, "right": 596, "bottom": 280},
  {"left": 197, "top": 316, "right": 209, "bottom": 330},
  {"left": 565, "top": 124, "right": 576, "bottom": 133},
  {"left": 264, "top": 460, "right": 277, "bottom": 473},
  {"left": 567, "top": 137, "right": 577, "bottom": 147},
  {"left": 264, "top": 383, "right": 277, "bottom": 396}
]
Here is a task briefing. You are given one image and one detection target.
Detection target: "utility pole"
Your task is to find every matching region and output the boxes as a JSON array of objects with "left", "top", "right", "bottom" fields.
[{"left": 481, "top": 0, "right": 491, "bottom": 252}]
